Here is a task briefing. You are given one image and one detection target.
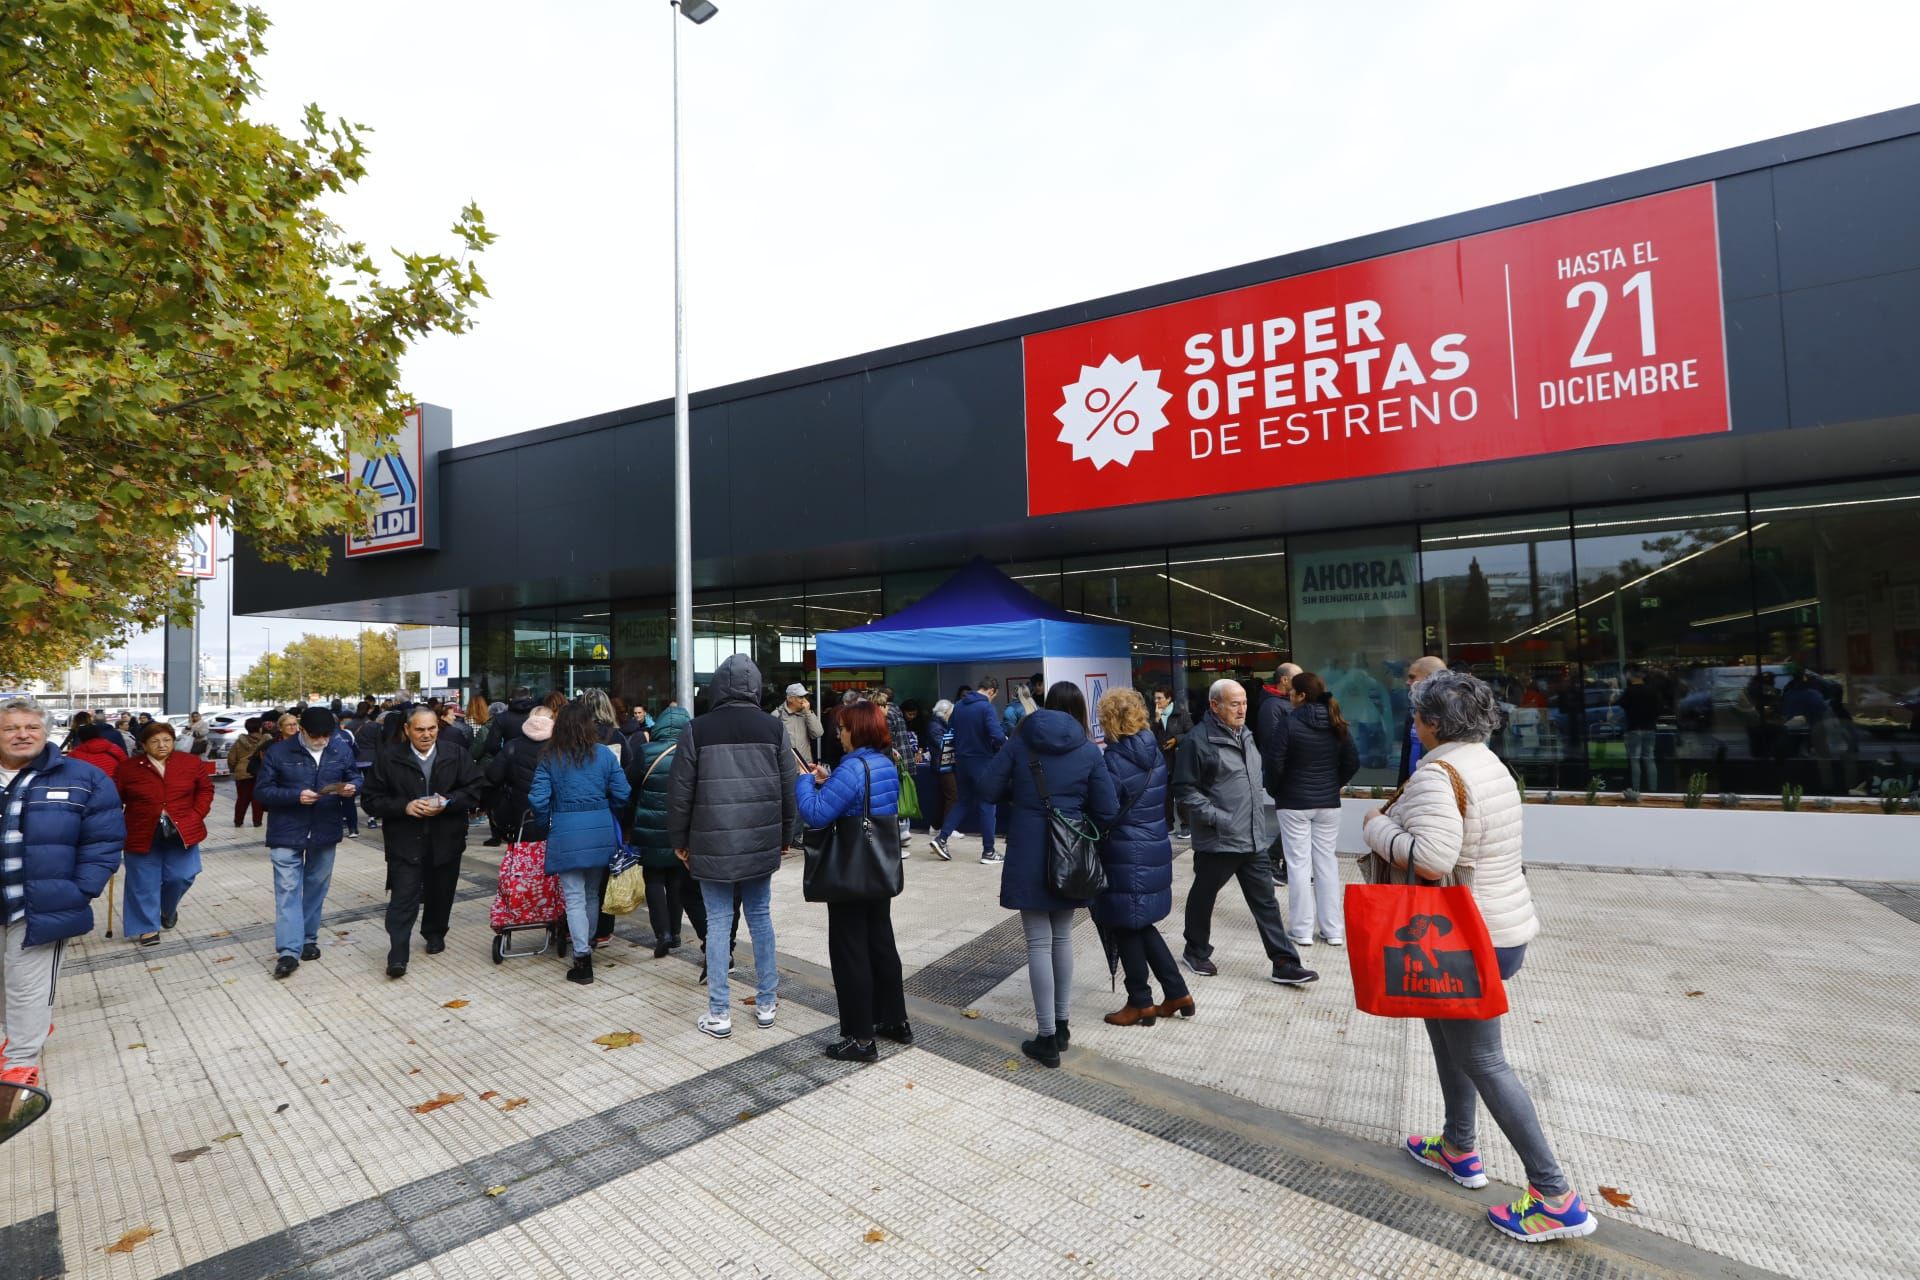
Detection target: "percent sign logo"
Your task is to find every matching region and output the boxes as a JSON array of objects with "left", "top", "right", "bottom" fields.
[{"left": 1054, "top": 355, "right": 1172, "bottom": 470}]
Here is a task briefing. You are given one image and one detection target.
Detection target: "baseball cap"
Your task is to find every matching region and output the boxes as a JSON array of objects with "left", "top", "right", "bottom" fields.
[{"left": 785, "top": 683, "right": 808, "bottom": 698}]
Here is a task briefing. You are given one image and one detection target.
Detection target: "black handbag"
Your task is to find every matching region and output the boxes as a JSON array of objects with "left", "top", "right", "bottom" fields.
[
  {"left": 802, "top": 756, "right": 903, "bottom": 903},
  {"left": 1028, "top": 753, "right": 1106, "bottom": 899}
]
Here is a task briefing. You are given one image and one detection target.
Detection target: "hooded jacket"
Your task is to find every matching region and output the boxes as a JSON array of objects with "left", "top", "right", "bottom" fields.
[
  {"left": 2, "top": 742, "right": 126, "bottom": 946},
  {"left": 486, "top": 712, "right": 552, "bottom": 840},
  {"left": 1172, "top": 711, "right": 1277, "bottom": 855},
  {"left": 490, "top": 696, "right": 539, "bottom": 752},
  {"left": 66, "top": 731, "right": 128, "bottom": 776},
  {"left": 667, "top": 656, "right": 797, "bottom": 882},
  {"left": 1265, "top": 700, "right": 1360, "bottom": 810},
  {"left": 979, "top": 709, "right": 1120, "bottom": 912},
  {"left": 625, "top": 705, "right": 691, "bottom": 869},
  {"left": 1091, "top": 728, "right": 1173, "bottom": 930},
  {"left": 948, "top": 691, "right": 1006, "bottom": 766},
  {"left": 253, "top": 732, "right": 362, "bottom": 851}
]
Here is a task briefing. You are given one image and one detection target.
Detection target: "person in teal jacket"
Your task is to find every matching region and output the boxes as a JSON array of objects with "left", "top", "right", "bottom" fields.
[
  {"left": 624, "top": 703, "right": 711, "bottom": 958},
  {"left": 530, "top": 704, "right": 630, "bottom": 985}
]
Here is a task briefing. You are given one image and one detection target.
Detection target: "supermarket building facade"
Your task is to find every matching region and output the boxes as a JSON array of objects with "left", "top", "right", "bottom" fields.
[{"left": 238, "top": 106, "right": 1920, "bottom": 822}]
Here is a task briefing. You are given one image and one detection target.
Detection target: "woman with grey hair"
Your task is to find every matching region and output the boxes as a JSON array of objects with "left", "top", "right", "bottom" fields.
[{"left": 1362, "top": 669, "right": 1596, "bottom": 1244}]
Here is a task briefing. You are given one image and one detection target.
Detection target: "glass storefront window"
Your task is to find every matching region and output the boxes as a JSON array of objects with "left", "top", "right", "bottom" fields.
[
  {"left": 1421, "top": 513, "right": 1581, "bottom": 786},
  {"left": 1060, "top": 551, "right": 1174, "bottom": 699},
  {"left": 554, "top": 609, "right": 611, "bottom": 695},
  {"left": 1287, "top": 528, "right": 1416, "bottom": 784},
  {"left": 1572, "top": 497, "right": 1757, "bottom": 791},
  {"left": 1165, "top": 540, "right": 1289, "bottom": 720},
  {"left": 1002, "top": 558, "right": 1063, "bottom": 607},
  {"left": 511, "top": 611, "right": 556, "bottom": 697},
  {"left": 809, "top": 578, "right": 884, "bottom": 700},
  {"left": 1748, "top": 478, "right": 1920, "bottom": 795},
  {"left": 737, "top": 589, "right": 810, "bottom": 706},
  {"left": 612, "top": 603, "right": 673, "bottom": 717}
]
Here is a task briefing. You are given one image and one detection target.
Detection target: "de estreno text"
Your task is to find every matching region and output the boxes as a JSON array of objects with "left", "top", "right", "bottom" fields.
[{"left": 1181, "top": 299, "right": 1474, "bottom": 458}]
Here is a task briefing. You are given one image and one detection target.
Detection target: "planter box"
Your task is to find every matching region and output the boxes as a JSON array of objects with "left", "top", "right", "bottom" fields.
[{"left": 1334, "top": 797, "right": 1914, "bottom": 881}]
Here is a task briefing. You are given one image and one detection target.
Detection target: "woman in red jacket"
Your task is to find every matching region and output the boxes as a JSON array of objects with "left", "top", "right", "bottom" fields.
[{"left": 114, "top": 721, "right": 214, "bottom": 946}]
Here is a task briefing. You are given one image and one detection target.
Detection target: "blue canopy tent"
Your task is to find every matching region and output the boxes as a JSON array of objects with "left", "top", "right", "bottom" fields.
[{"left": 814, "top": 557, "right": 1131, "bottom": 668}]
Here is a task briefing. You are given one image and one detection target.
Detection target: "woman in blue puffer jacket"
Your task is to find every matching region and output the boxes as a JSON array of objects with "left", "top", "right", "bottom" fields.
[
  {"left": 978, "top": 682, "right": 1120, "bottom": 1069},
  {"left": 795, "top": 701, "right": 905, "bottom": 1065},
  {"left": 530, "top": 704, "right": 630, "bottom": 986},
  {"left": 1092, "top": 688, "right": 1193, "bottom": 1027}
]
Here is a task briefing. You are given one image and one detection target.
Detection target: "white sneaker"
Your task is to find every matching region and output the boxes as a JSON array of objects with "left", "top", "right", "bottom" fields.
[
  {"left": 901, "top": 845, "right": 911, "bottom": 859},
  {"left": 1290, "top": 936, "right": 1314, "bottom": 948},
  {"left": 755, "top": 1001, "right": 777, "bottom": 1029},
  {"left": 697, "top": 1013, "right": 732, "bottom": 1039},
  {"left": 1319, "top": 935, "right": 1345, "bottom": 947}
]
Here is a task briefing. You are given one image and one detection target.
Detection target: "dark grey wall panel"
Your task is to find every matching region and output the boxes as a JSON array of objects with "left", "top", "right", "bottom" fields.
[
  {"left": 1714, "top": 170, "right": 1778, "bottom": 302},
  {"left": 1773, "top": 133, "right": 1920, "bottom": 292},
  {"left": 1723, "top": 295, "right": 1789, "bottom": 433},
  {"left": 727, "top": 376, "right": 865, "bottom": 548},
  {"left": 861, "top": 343, "right": 1029, "bottom": 533},
  {"left": 1782, "top": 266, "right": 1920, "bottom": 427}
]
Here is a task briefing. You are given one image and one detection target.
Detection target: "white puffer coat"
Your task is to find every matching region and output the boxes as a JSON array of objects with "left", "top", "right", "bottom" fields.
[{"left": 1362, "top": 740, "right": 1538, "bottom": 948}]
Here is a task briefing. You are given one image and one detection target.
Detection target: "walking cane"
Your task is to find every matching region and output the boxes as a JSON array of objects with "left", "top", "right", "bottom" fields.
[{"left": 103, "top": 871, "right": 116, "bottom": 938}]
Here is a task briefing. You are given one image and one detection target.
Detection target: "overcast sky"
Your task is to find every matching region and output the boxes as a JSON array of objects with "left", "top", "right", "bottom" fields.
[{"left": 122, "top": 0, "right": 1920, "bottom": 672}]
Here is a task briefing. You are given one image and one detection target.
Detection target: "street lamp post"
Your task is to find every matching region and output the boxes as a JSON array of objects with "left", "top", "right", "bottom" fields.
[
  {"left": 260, "top": 626, "right": 272, "bottom": 704},
  {"left": 219, "top": 553, "right": 235, "bottom": 705},
  {"left": 671, "top": 0, "right": 716, "bottom": 710}
]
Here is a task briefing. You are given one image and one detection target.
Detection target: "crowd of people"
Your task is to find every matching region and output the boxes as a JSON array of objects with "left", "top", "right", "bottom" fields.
[{"left": 0, "top": 647, "right": 1596, "bottom": 1244}]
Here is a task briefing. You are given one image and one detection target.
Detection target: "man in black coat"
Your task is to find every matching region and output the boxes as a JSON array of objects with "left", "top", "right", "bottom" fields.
[
  {"left": 1151, "top": 686, "right": 1194, "bottom": 836},
  {"left": 1254, "top": 663, "right": 1301, "bottom": 881},
  {"left": 1394, "top": 656, "right": 1448, "bottom": 785},
  {"left": 362, "top": 706, "right": 486, "bottom": 978}
]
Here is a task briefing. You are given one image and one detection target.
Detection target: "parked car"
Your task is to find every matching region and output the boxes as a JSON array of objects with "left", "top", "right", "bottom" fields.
[{"left": 207, "top": 708, "right": 276, "bottom": 759}]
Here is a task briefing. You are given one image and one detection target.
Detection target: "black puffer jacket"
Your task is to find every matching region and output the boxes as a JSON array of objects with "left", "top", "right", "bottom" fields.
[
  {"left": 667, "top": 655, "right": 796, "bottom": 882},
  {"left": 490, "top": 697, "right": 539, "bottom": 752},
  {"left": 1265, "top": 700, "right": 1359, "bottom": 810},
  {"left": 485, "top": 725, "right": 549, "bottom": 839}
]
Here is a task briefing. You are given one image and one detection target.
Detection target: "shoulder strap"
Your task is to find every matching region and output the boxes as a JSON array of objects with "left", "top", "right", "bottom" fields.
[
  {"left": 1025, "top": 748, "right": 1051, "bottom": 806},
  {"left": 1429, "top": 759, "right": 1469, "bottom": 818},
  {"left": 859, "top": 754, "right": 874, "bottom": 819},
  {"left": 639, "top": 742, "right": 677, "bottom": 789}
]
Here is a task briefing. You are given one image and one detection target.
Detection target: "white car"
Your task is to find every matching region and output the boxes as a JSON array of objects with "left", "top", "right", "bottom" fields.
[{"left": 207, "top": 709, "right": 277, "bottom": 760}]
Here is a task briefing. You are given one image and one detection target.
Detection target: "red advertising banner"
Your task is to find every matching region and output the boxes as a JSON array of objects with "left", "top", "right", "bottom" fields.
[{"left": 1022, "top": 184, "right": 1728, "bottom": 516}]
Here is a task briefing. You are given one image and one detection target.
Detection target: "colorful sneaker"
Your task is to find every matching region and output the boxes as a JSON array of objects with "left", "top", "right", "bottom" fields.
[
  {"left": 0, "top": 1064, "right": 41, "bottom": 1089},
  {"left": 1486, "top": 1188, "right": 1598, "bottom": 1242},
  {"left": 1406, "top": 1134, "right": 1487, "bottom": 1188}
]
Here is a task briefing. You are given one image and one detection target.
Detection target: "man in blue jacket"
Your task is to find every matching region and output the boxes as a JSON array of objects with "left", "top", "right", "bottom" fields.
[
  {"left": 930, "top": 677, "right": 1006, "bottom": 864},
  {"left": 253, "top": 707, "right": 360, "bottom": 979},
  {"left": 1, "top": 698, "right": 123, "bottom": 1108}
]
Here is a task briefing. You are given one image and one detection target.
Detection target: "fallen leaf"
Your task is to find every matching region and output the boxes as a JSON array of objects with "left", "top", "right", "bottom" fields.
[
  {"left": 276, "top": 1060, "right": 286, "bottom": 1066},
  {"left": 125, "top": 1042, "right": 146, "bottom": 1050},
  {"left": 1003, "top": 1058, "right": 1021, "bottom": 1071},
  {"left": 213, "top": 1131, "right": 242, "bottom": 1143},
  {"left": 592, "top": 1030, "right": 643, "bottom": 1051},
  {"left": 145, "top": 965, "right": 164, "bottom": 973},
  {"left": 498, "top": 1097, "right": 529, "bottom": 1111},
  {"left": 274, "top": 1103, "right": 289, "bottom": 1114},
  {"left": 485, "top": 1185, "right": 507, "bottom": 1197},
  {"left": 863, "top": 1229, "right": 886, "bottom": 1244},
  {"left": 319, "top": 1078, "right": 330, "bottom": 1085},
  {"left": 406, "top": 1039, "right": 417, "bottom": 1045},
  {"left": 334, "top": 930, "right": 350, "bottom": 938},
  {"left": 1597, "top": 1185, "right": 1636, "bottom": 1210},
  {"left": 205, "top": 930, "right": 231, "bottom": 939},
  {"left": 478, "top": 1091, "right": 499, "bottom": 1101},
  {"left": 408, "top": 1067, "right": 421, "bottom": 1075},
  {"left": 410, "top": 1092, "right": 464, "bottom": 1115},
  {"left": 223, "top": 978, "right": 236, "bottom": 985},
  {"left": 102, "top": 1225, "right": 159, "bottom": 1254},
  {"left": 1139, "top": 1183, "right": 1151, "bottom": 1189},
  {"left": 443, "top": 999, "right": 469, "bottom": 1009},
  {"left": 1684, "top": 990, "right": 1705, "bottom": 998},
  {"left": 742, "top": 996, "right": 756, "bottom": 1006},
  {"left": 1066, "top": 1253, "right": 1078, "bottom": 1261},
  {"left": 904, "top": 1081, "right": 915, "bottom": 1090},
  {"left": 737, "top": 1110, "right": 755, "bottom": 1122},
  {"left": 170, "top": 1146, "right": 211, "bottom": 1164},
  {"left": 962, "top": 1009, "right": 982, "bottom": 1019},
  {"left": 213, "top": 955, "right": 234, "bottom": 963}
]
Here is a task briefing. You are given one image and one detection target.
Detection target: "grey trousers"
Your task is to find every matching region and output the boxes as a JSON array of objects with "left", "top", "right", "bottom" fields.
[
  {"left": 1423, "top": 945, "right": 1571, "bottom": 1198},
  {"left": 1020, "top": 908, "right": 1075, "bottom": 1034}
]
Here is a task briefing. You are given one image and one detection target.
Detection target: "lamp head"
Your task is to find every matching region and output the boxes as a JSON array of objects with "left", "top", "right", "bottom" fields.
[{"left": 678, "top": 0, "right": 717, "bottom": 22}]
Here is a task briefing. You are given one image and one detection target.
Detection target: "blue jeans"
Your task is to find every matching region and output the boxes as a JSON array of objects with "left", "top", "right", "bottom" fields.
[
  {"left": 699, "top": 875, "right": 776, "bottom": 1018},
  {"left": 937, "top": 764, "right": 996, "bottom": 853},
  {"left": 557, "top": 869, "right": 594, "bottom": 959},
  {"left": 1422, "top": 945, "right": 1570, "bottom": 1198},
  {"left": 122, "top": 840, "right": 202, "bottom": 936},
  {"left": 269, "top": 844, "right": 337, "bottom": 959}
]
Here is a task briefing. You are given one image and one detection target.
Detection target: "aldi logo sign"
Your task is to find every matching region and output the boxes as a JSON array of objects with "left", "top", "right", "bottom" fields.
[{"left": 347, "top": 405, "right": 446, "bottom": 557}]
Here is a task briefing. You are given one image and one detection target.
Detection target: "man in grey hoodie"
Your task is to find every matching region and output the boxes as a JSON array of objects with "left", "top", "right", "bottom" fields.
[
  {"left": 1172, "top": 678, "right": 1318, "bottom": 987},
  {"left": 668, "top": 655, "right": 797, "bottom": 1039}
]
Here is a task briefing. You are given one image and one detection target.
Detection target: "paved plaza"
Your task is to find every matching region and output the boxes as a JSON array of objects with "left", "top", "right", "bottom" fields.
[{"left": 4, "top": 786, "right": 1916, "bottom": 1280}]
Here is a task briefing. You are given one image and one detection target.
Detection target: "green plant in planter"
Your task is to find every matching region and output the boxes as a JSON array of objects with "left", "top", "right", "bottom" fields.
[
  {"left": 1511, "top": 766, "right": 1526, "bottom": 801},
  {"left": 1584, "top": 777, "right": 1602, "bottom": 805},
  {"left": 1683, "top": 772, "right": 1708, "bottom": 809},
  {"left": 1882, "top": 780, "right": 1912, "bottom": 815},
  {"left": 1621, "top": 788, "right": 1642, "bottom": 804},
  {"left": 1718, "top": 791, "right": 1742, "bottom": 809},
  {"left": 1781, "top": 783, "right": 1803, "bottom": 812},
  {"left": 1370, "top": 784, "right": 1384, "bottom": 800}
]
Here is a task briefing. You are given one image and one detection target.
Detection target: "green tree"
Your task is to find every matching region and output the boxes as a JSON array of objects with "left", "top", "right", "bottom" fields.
[
  {"left": 236, "top": 628, "right": 396, "bottom": 702},
  {"left": 0, "top": 1, "right": 490, "bottom": 680}
]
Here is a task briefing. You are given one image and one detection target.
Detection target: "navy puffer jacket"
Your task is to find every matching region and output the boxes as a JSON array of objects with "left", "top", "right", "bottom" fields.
[
  {"left": 1091, "top": 729, "right": 1173, "bottom": 930},
  {"left": 3, "top": 743, "right": 126, "bottom": 946},
  {"left": 1266, "top": 700, "right": 1360, "bottom": 809},
  {"left": 979, "top": 710, "right": 1120, "bottom": 912}
]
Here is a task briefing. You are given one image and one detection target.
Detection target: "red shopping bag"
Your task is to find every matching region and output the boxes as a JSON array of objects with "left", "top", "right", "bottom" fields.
[
  {"left": 1344, "top": 880, "right": 1508, "bottom": 1020},
  {"left": 490, "top": 840, "right": 564, "bottom": 930}
]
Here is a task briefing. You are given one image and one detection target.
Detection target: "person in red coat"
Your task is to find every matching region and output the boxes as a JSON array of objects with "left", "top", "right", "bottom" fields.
[
  {"left": 114, "top": 722, "right": 213, "bottom": 945},
  {"left": 64, "top": 722, "right": 128, "bottom": 775}
]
